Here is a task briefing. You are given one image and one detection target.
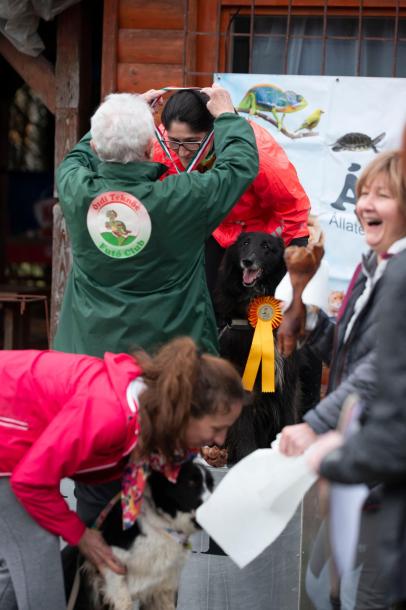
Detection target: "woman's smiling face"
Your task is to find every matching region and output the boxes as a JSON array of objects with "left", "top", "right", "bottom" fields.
[
  {"left": 166, "top": 120, "right": 208, "bottom": 168},
  {"left": 356, "top": 173, "right": 406, "bottom": 256}
]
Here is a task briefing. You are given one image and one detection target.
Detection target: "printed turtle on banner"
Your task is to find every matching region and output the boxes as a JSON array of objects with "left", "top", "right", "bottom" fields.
[
  {"left": 332, "top": 132, "right": 385, "bottom": 153},
  {"left": 238, "top": 84, "right": 307, "bottom": 129}
]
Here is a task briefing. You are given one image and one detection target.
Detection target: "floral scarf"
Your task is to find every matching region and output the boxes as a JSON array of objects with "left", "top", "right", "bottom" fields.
[{"left": 121, "top": 449, "right": 197, "bottom": 529}]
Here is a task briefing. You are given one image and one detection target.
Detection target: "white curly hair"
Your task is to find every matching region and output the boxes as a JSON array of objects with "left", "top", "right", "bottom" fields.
[{"left": 90, "top": 93, "right": 154, "bottom": 163}]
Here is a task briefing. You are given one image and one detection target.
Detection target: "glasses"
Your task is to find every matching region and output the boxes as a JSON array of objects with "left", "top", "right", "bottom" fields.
[{"left": 164, "top": 139, "right": 206, "bottom": 153}]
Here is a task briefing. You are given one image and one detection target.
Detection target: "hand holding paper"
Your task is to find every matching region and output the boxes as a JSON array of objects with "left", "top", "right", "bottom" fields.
[
  {"left": 196, "top": 445, "right": 317, "bottom": 569},
  {"left": 305, "top": 430, "right": 344, "bottom": 472},
  {"left": 279, "top": 422, "right": 318, "bottom": 457}
]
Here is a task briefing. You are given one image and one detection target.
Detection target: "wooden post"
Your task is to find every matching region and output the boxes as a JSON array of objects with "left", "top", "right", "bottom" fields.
[
  {"left": 51, "top": 2, "right": 92, "bottom": 343},
  {"left": 101, "top": 0, "right": 119, "bottom": 97}
]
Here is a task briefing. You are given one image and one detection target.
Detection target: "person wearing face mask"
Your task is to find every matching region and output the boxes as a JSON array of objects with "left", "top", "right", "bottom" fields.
[{"left": 278, "top": 149, "right": 406, "bottom": 610}]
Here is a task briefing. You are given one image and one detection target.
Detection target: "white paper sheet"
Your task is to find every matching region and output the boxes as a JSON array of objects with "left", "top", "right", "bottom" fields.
[
  {"left": 196, "top": 447, "right": 317, "bottom": 569},
  {"left": 329, "top": 483, "right": 369, "bottom": 575}
]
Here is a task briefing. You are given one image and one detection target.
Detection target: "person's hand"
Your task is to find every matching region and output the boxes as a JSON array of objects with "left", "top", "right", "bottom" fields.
[
  {"left": 279, "top": 423, "right": 318, "bottom": 456},
  {"left": 284, "top": 239, "right": 325, "bottom": 291},
  {"left": 200, "top": 86, "right": 235, "bottom": 118},
  {"left": 277, "top": 300, "right": 306, "bottom": 357},
  {"left": 307, "top": 215, "right": 323, "bottom": 245},
  {"left": 277, "top": 237, "right": 324, "bottom": 357},
  {"left": 141, "top": 89, "right": 166, "bottom": 111},
  {"left": 305, "top": 430, "right": 344, "bottom": 473},
  {"left": 77, "top": 528, "right": 126, "bottom": 575}
]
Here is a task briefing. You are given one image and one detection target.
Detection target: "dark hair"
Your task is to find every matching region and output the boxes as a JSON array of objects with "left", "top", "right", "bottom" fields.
[
  {"left": 161, "top": 90, "right": 214, "bottom": 133},
  {"left": 133, "top": 337, "right": 243, "bottom": 459}
]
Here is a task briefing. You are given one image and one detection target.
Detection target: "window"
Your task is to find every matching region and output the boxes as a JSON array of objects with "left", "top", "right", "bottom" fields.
[{"left": 230, "top": 13, "right": 406, "bottom": 77}]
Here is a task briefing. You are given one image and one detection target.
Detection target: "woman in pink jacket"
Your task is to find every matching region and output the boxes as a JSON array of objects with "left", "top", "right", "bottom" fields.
[{"left": 0, "top": 337, "right": 243, "bottom": 610}]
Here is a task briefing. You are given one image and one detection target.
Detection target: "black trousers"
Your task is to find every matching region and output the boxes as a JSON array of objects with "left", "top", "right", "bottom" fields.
[{"left": 75, "top": 479, "right": 121, "bottom": 525}]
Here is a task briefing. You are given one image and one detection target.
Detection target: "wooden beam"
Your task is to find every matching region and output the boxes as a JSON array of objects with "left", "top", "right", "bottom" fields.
[
  {"left": 119, "top": 0, "right": 185, "bottom": 30},
  {"left": 117, "top": 62, "right": 183, "bottom": 92},
  {"left": 55, "top": 2, "right": 92, "bottom": 166},
  {"left": 102, "top": 0, "right": 119, "bottom": 97},
  {"left": 52, "top": 2, "right": 92, "bottom": 343},
  {"left": 0, "top": 35, "right": 56, "bottom": 114},
  {"left": 194, "top": 0, "right": 219, "bottom": 88},
  {"left": 119, "top": 29, "right": 184, "bottom": 64}
]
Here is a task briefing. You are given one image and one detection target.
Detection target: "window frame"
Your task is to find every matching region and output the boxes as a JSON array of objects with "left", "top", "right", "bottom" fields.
[{"left": 218, "top": 2, "right": 406, "bottom": 77}]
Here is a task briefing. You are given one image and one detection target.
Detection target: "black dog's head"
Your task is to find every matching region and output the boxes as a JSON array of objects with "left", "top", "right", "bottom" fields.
[
  {"left": 237, "top": 232, "right": 285, "bottom": 289},
  {"left": 215, "top": 232, "right": 286, "bottom": 318},
  {"left": 148, "top": 459, "right": 213, "bottom": 523}
]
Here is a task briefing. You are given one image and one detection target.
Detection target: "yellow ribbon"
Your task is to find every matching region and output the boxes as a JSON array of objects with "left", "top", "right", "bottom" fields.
[{"left": 242, "top": 296, "right": 282, "bottom": 393}]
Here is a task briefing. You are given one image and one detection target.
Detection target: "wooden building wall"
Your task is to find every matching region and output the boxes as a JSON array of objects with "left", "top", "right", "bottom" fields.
[
  {"left": 51, "top": 0, "right": 406, "bottom": 340},
  {"left": 101, "top": 0, "right": 406, "bottom": 98}
]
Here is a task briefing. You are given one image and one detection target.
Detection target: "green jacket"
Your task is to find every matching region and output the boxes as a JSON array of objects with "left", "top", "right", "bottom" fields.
[{"left": 54, "top": 113, "right": 258, "bottom": 356}]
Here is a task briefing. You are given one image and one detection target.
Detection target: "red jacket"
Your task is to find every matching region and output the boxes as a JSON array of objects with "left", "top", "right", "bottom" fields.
[
  {"left": 153, "top": 120, "right": 310, "bottom": 247},
  {"left": 0, "top": 350, "right": 141, "bottom": 544}
]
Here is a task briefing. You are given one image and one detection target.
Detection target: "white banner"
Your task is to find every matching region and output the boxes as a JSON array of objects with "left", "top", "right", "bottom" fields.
[{"left": 216, "top": 73, "right": 406, "bottom": 298}]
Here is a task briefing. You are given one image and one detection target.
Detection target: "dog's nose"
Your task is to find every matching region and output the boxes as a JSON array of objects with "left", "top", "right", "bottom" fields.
[{"left": 242, "top": 258, "right": 253, "bottom": 267}]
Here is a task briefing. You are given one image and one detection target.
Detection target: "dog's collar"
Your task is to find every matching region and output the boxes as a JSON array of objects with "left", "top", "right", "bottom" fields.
[
  {"left": 141, "top": 495, "right": 193, "bottom": 550},
  {"left": 218, "top": 319, "right": 250, "bottom": 340},
  {"left": 164, "top": 528, "right": 192, "bottom": 550},
  {"left": 230, "top": 318, "right": 249, "bottom": 326}
]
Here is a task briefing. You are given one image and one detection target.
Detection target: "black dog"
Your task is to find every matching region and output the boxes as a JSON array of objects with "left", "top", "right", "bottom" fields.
[
  {"left": 63, "top": 459, "right": 213, "bottom": 610},
  {"left": 215, "top": 231, "right": 301, "bottom": 463}
]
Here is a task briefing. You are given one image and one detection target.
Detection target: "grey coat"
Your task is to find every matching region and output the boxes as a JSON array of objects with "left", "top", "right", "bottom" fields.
[
  {"left": 303, "top": 251, "right": 384, "bottom": 434},
  {"left": 320, "top": 248, "right": 406, "bottom": 603}
]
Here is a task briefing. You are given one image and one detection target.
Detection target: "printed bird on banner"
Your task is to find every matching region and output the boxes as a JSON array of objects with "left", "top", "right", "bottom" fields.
[{"left": 295, "top": 109, "right": 325, "bottom": 133}]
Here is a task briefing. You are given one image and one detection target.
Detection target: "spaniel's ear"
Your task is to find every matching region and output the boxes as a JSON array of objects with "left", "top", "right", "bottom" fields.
[
  {"left": 213, "top": 243, "right": 244, "bottom": 319},
  {"left": 217, "top": 244, "right": 242, "bottom": 292}
]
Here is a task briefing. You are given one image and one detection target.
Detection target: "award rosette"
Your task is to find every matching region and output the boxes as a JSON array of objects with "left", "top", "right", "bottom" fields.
[{"left": 242, "top": 296, "right": 283, "bottom": 393}]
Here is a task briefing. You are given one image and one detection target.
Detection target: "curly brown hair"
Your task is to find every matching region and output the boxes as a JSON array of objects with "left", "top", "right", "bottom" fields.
[{"left": 132, "top": 337, "right": 244, "bottom": 460}]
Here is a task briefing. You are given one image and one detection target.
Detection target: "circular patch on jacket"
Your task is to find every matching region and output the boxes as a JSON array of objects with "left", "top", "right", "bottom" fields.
[{"left": 87, "top": 191, "right": 151, "bottom": 258}]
